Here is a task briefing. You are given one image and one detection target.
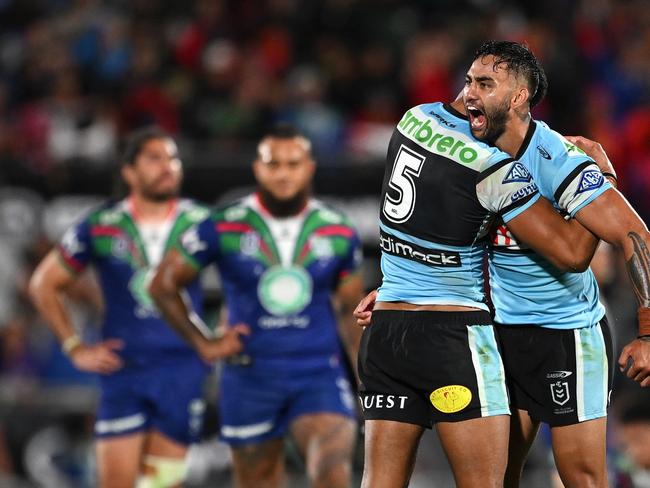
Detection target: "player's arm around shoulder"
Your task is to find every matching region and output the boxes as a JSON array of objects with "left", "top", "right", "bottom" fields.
[
  {"left": 475, "top": 156, "right": 596, "bottom": 272},
  {"left": 568, "top": 137, "right": 650, "bottom": 386},
  {"left": 508, "top": 133, "right": 619, "bottom": 272},
  {"left": 506, "top": 197, "right": 599, "bottom": 273},
  {"left": 29, "top": 249, "right": 124, "bottom": 374}
]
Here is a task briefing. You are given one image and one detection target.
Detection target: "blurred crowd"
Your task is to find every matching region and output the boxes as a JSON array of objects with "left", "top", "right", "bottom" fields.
[
  {"left": 1, "top": 0, "right": 650, "bottom": 486},
  {"left": 0, "top": 0, "right": 648, "bottom": 208}
]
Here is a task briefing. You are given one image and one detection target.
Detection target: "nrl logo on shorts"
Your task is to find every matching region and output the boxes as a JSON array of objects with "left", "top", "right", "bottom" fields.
[{"left": 550, "top": 380, "right": 570, "bottom": 406}]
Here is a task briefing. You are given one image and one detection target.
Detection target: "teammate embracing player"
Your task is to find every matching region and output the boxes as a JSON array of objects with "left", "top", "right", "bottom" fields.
[
  {"left": 150, "top": 125, "right": 365, "bottom": 488},
  {"left": 356, "top": 41, "right": 650, "bottom": 488},
  {"left": 29, "top": 127, "right": 245, "bottom": 488}
]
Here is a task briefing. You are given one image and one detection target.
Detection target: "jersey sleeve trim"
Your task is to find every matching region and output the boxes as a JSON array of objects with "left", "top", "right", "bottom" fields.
[
  {"left": 442, "top": 103, "right": 468, "bottom": 120},
  {"left": 476, "top": 158, "right": 515, "bottom": 183},
  {"left": 553, "top": 161, "right": 592, "bottom": 202},
  {"left": 55, "top": 248, "right": 86, "bottom": 275},
  {"left": 570, "top": 182, "right": 613, "bottom": 217},
  {"left": 500, "top": 192, "right": 541, "bottom": 223}
]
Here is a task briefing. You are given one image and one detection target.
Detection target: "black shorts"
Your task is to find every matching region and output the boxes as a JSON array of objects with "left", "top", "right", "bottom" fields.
[
  {"left": 496, "top": 317, "right": 613, "bottom": 427},
  {"left": 358, "top": 310, "right": 510, "bottom": 428}
]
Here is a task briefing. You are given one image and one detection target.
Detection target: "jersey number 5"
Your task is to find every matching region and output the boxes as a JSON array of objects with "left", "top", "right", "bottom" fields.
[{"left": 383, "top": 145, "right": 425, "bottom": 223}]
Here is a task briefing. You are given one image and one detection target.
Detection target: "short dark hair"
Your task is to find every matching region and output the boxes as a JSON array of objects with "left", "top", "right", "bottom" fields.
[
  {"left": 263, "top": 122, "right": 307, "bottom": 140},
  {"left": 121, "top": 126, "right": 172, "bottom": 166},
  {"left": 474, "top": 40, "right": 548, "bottom": 108},
  {"left": 258, "top": 123, "right": 312, "bottom": 156}
]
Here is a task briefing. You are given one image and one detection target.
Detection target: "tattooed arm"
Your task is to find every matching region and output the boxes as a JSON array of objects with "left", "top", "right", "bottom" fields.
[
  {"left": 573, "top": 189, "right": 650, "bottom": 386},
  {"left": 627, "top": 232, "right": 650, "bottom": 308}
]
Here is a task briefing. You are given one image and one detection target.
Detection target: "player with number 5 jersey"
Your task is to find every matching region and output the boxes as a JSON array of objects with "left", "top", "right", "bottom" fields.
[{"left": 356, "top": 89, "right": 615, "bottom": 487}]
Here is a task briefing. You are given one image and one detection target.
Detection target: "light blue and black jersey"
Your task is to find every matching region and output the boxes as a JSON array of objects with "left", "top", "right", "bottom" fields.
[
  {"left": 489, "top": 120, "right": 613, "bottom": 329},
  {"left": 377, "top": 103, "right": 540, "bottom": 309}
]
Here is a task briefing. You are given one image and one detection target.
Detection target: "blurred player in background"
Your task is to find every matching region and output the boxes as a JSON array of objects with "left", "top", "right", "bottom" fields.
[
  {"left": 28, "top": 127, "right": 245, "bottom": 488},
  {"left": 150, "top": 125, "right": 365, "bottom": 488}
]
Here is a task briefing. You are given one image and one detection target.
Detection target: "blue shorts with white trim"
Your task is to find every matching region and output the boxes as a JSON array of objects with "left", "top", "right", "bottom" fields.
[
  {"left": 218, "top": 357, "right": 356, "bottom": 447},
  {"left": 96, "top": 357, "right": 209, "bottom": 444}
]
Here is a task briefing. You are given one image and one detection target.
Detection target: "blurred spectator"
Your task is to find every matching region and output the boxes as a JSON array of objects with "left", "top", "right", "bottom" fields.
[
  {"left": 0, "top": 0, "right": 647, "bottom": 196},
  {"left": 0, "top": 1, "right": 649, "bottom": 486},
  {"left": 612, "top": 390, "right": 650, "bottom": 488}
]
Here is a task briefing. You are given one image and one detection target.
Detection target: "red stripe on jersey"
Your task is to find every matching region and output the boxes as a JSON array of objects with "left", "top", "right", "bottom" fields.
[
  {"left": 314, "top": 225, "right": 354, "bottom": 239},
  {"left": 58, "top": 248, "right": 85, "bottom": 273},
  {"left": 216, "top": 222, "right": 254, "bottom": 233},
  {"left": 91, "top": 226, "right": 124, "bottom": 237},
  {"left": 295, "top": 242, "right": 311, "bottom": 264}
]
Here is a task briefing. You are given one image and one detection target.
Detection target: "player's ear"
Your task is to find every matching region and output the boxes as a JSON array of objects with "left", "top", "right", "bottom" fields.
[
  {"left": 252, "top": 158, "right": 264, "bottom": 181},
  {"left": 306, "top": 157, "right": 316, "bottom": 176},
  {"left": 121, "top": 164, "right": 135, "bottom": 187},
  {"left": 511, "top": 86, "right": 529, "bottom": 111}
]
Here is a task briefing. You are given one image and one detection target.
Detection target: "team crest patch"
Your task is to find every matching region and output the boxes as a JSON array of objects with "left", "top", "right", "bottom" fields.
[
  {"left": 550, "top": 381, "right": 570, "bottom": 406},
  {"left": 309, "top": 235, "right": 333, "bottom": 259},
  {"left": 241, "top": 232, "right": 260, "bottom": 257},
  {"left": 576, "top": 170, "right": 604, "bottom": 194},
  {"left": 502, "top": 162, "right": 532, "bottom": 184},
  {"left": 258, "top": 265, "right": 313, "bottom": 316},
  {"left": 111, "top": 236, "right": 129, "bottom": 257},
  {"left": 430, "top": 385, "right": 472, "bottom": 413}
]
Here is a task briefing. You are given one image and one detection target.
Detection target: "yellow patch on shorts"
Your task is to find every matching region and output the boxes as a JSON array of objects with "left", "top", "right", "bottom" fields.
[{"left": 430, "top": 385, "right": 472, "bottom": 413}]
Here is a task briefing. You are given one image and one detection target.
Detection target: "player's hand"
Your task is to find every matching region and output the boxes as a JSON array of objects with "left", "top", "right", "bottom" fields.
[
  {"left": 618, "top": 338, "right": 650, "bottom": 387},
  {"left": 69, "top": 339, "right": 124, "bottom": 375},
  {"left": 565, "top": 136, "right": 616, "bottom": 180},
  {"left": 353, "top": 289, "right": 377, "bottom": 328},
  {"left": 198, "top": 323, "right": 251, "bottom": 363}
]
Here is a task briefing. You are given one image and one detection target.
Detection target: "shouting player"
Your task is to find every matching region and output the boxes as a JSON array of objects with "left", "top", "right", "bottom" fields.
[
  {"left": 149, "top": 125, "right": 365, "bottom": 488},
  {"left": 353, "top": 89, "right": 618, "bottom": 486},
  {"left": 463, "top": 40, "right": 650, "bottom": 487},
  {"left": 357, "top": 41, "right": 650, "bottom": 488},
  {"left": 29, "top": 127, "right": 246, "bottom": 488}
]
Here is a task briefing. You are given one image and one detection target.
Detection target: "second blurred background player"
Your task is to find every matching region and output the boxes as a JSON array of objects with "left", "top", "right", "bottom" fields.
[
  {"left": 150, "top": 125, "right": 365, "bottom": 488},
  {"left": 28, "top": 127, "right": 246, "bottom": 488}
]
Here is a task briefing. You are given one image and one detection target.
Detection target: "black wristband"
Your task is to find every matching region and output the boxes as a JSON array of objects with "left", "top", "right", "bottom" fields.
[{"left": 602, "top": 171, "right": 617, "bottom": 182}]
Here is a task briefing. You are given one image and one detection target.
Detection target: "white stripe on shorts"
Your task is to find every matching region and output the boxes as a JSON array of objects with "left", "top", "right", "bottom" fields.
[
  {"left": 574, "top": 328, "right": 585, "bottom": 421},
  {"left": 467, "top": 325, "right": 509, "bottom": 417},
  {"left": 574, "top": 324, "right": 608, "bottom": 422},
  {"left": 221, "top": 421, "right": 274, "bottom": 440},
  {"left": 95, "top": 413, "right": 146, "bottom": 435}
]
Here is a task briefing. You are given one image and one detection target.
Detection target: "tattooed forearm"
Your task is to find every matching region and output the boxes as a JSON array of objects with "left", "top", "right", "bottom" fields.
[{"left": 626, "top": 232, "right": 650, "bottom": 307}]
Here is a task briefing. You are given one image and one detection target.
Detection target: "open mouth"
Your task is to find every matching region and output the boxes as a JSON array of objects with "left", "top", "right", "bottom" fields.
[{"left": 466, "top": 105, "right": 486, "bottom": 132}]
